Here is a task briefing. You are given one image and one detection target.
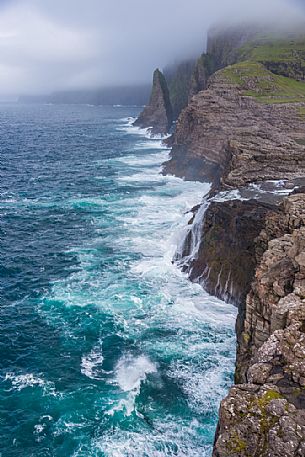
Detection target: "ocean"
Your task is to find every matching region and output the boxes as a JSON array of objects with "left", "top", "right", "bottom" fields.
[{"left": 0, "top": 104, "right": 236, "bottom": 456}]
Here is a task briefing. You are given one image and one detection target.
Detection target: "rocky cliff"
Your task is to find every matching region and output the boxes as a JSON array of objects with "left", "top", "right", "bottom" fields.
[
  {"left": 206, "top": 24, "right": 259, "bottom": 69},
  {"left": 163, "top": 62, "right": 305, "bottom": 188},
  {"left": 176, "top": 187, "right": 305, "bottom": 456},
  {"left": 163, "top": 26, "right": 305, "bottom": 456},
  {"left": 189, "top": 53, "right": 216, "bottom": 99},
  {"left": 164, "top": 59, "right": 196, "bottom": 120},
  {"left": 177, "top": 199, "right": 282, "bottom": 307},
  {"left": 133, "top": 69, "right": 173, "bottom": 134},
  {"left": 213, "top": 193, "right": 305, "bottom": 457}
]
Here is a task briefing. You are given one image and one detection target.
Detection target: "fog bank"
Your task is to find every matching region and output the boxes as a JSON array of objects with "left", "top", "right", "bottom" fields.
[{"left": 0, "top": 0, "right": 304, "bottom": 96}]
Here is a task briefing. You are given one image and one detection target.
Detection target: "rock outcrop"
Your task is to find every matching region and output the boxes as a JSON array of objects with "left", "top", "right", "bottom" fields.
[
  {"left": 213, "top": 193, "right": 305, "bottom": 457},
  {"left": 162, "top": 26, "right": 305, "bottom": 456},
  {"left": 163, "top": 65, "right": 305, "bottom": 188},
  {"left": 133, "top": 69, "right": 173, "bottom": 135},
  {"left": 177, "top": 200, "right": 281, "bottom": 307}
]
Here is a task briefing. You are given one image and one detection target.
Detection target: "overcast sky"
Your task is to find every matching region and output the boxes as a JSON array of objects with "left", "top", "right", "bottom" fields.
[{"left": 0, "top": 0, "right": 304, "bottom": 96}]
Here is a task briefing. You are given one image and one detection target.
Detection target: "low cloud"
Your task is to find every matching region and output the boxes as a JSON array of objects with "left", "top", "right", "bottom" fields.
[{"left": 0, "top": 0, "right": 303, "bottom": 95}]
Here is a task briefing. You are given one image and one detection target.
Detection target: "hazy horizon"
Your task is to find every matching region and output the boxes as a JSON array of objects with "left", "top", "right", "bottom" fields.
[{"left": 0, "top": 0, "right": 304, "bottom": 98}]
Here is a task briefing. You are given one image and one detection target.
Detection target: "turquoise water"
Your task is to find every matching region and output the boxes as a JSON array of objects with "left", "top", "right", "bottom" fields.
[{"left": 0, "top": 104, "right": 236, "bottom": 456}]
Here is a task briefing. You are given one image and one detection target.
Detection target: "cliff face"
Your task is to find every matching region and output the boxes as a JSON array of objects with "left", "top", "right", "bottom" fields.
[
  {"left": 163, "top": 27, "right": 305, "bottom": 456},
  {"left": 213, "top": 193, "right": 305, "bottom": 457},
  {"left": 178, "top": 200, "right": 281, "bottom": 307},
  {"left": 207, "top": 25, "right": 259, "bottom": 69},
  {"left": 163, "top": 63, "right": 305, "bottom": 189},
  {"left": 189, "top": 53, "right": 216, "bottom": 99},
  {"left": 134, "top": 26, "right": 262, "bottom": 134},
  {"left": 133, "top": 69, "right": 173, "bottom": 134},
  {"left": 164, "top": 59, "right": 196, "bottom": 120}
]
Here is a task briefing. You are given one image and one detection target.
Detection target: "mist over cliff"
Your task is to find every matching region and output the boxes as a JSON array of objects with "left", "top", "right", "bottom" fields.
[{"left": 0, "top": 0, "right": 304, "bottom": 98}]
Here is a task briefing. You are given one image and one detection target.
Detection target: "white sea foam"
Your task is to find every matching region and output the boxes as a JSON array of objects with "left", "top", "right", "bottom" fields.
[
  {"left": 81, "top": 346, "right": 104, "bottom": 380},
  {"left": 117, "top": 150, "right": 168, "bottom": 166},
  {"left": 114, "top": 354, "right": 157, "bottom": 392},
  {"left": 211, "top": 189, "right": 243, "bottom": 202},
  {"left": 106, "top": 354, "right": 157, "bottom": 417},
  {"left": 117, "top": 116, "right": 171, "bottom": 141},
  {"left": 89, "top": 419, "right": 212, "bottom": 457},
  {"left": 116, "top": 117, "right": 150, "bottom": 137},
  {"left": 39, "top": 115, "right": 237, "bottom": 455},
  {"left": 168, "top": 351, "right": 235, "bottom": 414},
  {"left": 5, "top": 372, "right": 47, "bottom": 391}
]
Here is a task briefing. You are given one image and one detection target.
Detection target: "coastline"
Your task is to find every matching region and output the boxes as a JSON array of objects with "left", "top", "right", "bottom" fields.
[{"left": 0, "top": 104, "right": 237, "bottom": 456}]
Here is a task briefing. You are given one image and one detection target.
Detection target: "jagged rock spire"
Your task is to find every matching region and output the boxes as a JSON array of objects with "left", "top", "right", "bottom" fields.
[{"left": 134, "top": 68, "right": 173, "bottom": 134}]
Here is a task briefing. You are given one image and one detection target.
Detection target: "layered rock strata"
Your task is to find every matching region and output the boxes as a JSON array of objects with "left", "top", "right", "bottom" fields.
[
  {"left": 163, "top": 70, "right": 305, "bottom": 188},
  {"left": 213, "top": 193, "right": 305, "bottom": 457},
  {"left": 134, "top": 69, "right": 173, "bottom": 134},
  {"left": 162, "top": 27, "right": 305, "bottom": 455}
]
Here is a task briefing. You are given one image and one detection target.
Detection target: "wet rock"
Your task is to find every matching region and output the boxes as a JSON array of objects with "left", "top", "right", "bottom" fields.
[{"left": 179, "top": 199, "right": 281, "bottom": 307}]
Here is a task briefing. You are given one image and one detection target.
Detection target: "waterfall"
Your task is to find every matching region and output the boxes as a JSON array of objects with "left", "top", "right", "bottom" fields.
[
  {"left": 173, "top": 190, "right": 237, "bottom": 305},
  {"left": 174, "top": 198, "right": 210, "bottom": 272}
]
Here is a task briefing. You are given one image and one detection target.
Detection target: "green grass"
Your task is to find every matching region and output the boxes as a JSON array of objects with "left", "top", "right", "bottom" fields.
[
  {"left": 221, "top": 61, "right": 305, "bottom": 103},
  {"left": 238, "top": 33, "right": 305, "bottom": 63}
]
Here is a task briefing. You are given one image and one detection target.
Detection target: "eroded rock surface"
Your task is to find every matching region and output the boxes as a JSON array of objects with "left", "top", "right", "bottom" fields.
[
  {"left": 163, "top": 71, "right": 305, "bottom": 188},
  {"left": 134, "top": 68, "right": 173, "bottom": 135},
  {"left": 177, "top": 199, "right": 281, "bottom": 307},
  {"left": 213, "top": 193, "right": 305, "bottom": 457}
]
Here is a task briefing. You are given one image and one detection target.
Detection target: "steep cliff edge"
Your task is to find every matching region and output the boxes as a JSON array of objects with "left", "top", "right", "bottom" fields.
[
  {"left": 133, "top": 69, "right": 173, "bottom": 134},
  {"left": 189, "top": 53, "right": 216, "bottom": 99},
  {"left": 206, "top": 24, "right": 259, "bottom": 69},
  {"left": 163, "top": 62, "right": 305, "bottom": 188},
  {"left": 164, "top": 59, "right": 196, "bottom": 120},
  {"left": 177, "top": 200, "right": 282, "bottom": 307},
  {"left": 213, "top": 193, "right": 305, "bottom": 457},
  {"left": 162, "top": 28, "right": 305, "bottom": 456}
]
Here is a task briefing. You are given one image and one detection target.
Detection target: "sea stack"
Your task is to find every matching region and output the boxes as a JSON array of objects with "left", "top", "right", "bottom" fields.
[{"left": 134, "top": 68, "right": 173, "bottom": 135}]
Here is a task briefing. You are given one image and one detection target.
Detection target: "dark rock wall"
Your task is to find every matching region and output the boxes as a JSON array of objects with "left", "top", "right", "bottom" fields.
[
  {"left": 180, "top": 200, "right": 281, "bottom": 307},
  {"left": 160, "top": 25, "right": 305, "bottom": 455},
  {"left": 189, "top": 53, "right": 216, "bottom": 99},
  {"left": 207, "top": 25, "right": 259, "bottom": 69},
  {"left": 213, "top": 193, "right": 305, "bottom": 457},
  {"left": 262, "top": 60, "right": 305, "bottom": 81},
  {"left": 164, "top": 59, "right": 196, "bottom": 120}
]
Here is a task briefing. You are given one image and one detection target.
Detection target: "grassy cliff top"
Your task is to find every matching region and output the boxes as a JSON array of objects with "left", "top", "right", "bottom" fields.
[
  {"left": 221, "top": 60, "right": 305, "bottom": 104},
  {"left": 207, "top": 26, "right": 305, "bottom": 105},
  {"left": 238, "top": 34, "right": 305, "bottom": 65}
]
